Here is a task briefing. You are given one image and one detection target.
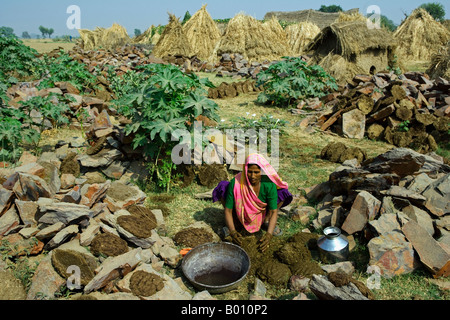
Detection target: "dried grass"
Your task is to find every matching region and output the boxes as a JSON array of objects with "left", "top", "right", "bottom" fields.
[
  {"left": 285, "top": 21, "right": 321, "bottom": 55},
  {"left": 183, "top": 5, "right": 221, "bottom": 61},
  {"left": 152, "top": 13, "right": 194, "bottom": 58},
  {"left": 78, "top": 24, "right": 130, "bottom": 50},
  {"left": 394, "top": 8, "right": 450, "bottom": 61},
  {"left": 101, "top": 23, "right": 131, "bottom": 50},
  {"left": 212, "top": 13, "right": 290, "bottom": 63},
  {"left": 306, "top": 21, "right": 397, "bottom": 83},
  {"left": 132, "top": 26, "right": 154, "bottom": 44},
  {"left": 426, "top": 41, "right": 450, "bottom": 80},
  {"left": 336, "top": 11, "right": 367, "bottom": 23}
]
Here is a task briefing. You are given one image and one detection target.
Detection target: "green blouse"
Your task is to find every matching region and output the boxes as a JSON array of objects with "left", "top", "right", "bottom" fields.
[{"left": 225, "top": 175, "right": 278, "bottom": 211}]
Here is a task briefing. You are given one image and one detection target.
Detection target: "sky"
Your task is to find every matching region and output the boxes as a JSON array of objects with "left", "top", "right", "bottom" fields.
[{"left": 1, "top": 0, "right": 449, "bottom": 37}]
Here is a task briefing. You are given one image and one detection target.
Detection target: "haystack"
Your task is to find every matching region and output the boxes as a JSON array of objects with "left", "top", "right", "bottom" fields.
[
  {"left": 78, "top": 24, "right": 130, "bottom": 50},
  {"left": 394, "top": 8, "right": 450, "bottom": 62},
  {"left": 212, "top": 13, "right": 289, "bottom": 63},
  {"left": 153, "top": 14, "right": 194, "bottom": 58},
  {"left": 100, "top": 23, "right": 131, "bottom": 50},
  {"left": 306, "top": 21, "right": 398, "bottom": 84},
  {"left": 132, "top": 26, "right": 154, "bottom": 44},
  {"left": 426, "top": 41, "right": 450, "bottom": 80},
  {"left": 336, "top": 11, "right": 367, "bottom": 23},
  {"left": 182, "top": 5, "right": 221, "bottom": 61},
  {"left": 285, "top": 21, "right": 320, "bottom": 56},
  {"left": 78, "top": 29, "right": 96, "bottom": 50}
]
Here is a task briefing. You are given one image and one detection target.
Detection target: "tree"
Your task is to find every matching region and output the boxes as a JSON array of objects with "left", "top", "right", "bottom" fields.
[
  {"left": 419, "top": 2, "right": 446, "bottom": 22},
  {"left": 39, "top": 26, "right": 54, "bottom": 38},
  {"left": 182, "top": 11, "right": 192, "bottom": 24},
  {"left": 318, "top": 5, "right": 343, "bottom": 13},
  {"left": 22, "top": 31, "right": 31, "bottom": 39},
  {"left": 39, "top": 26, "right": 48, "bottom": 38},
  {"left": 134, "top": 28, "right": 142, "bottom": 37},
  {"left": 0, "top": 26, "right": 15, "bottom": 37}
]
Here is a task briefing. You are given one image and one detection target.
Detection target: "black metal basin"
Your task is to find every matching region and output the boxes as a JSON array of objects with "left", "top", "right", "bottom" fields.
[{"left": 181, "top": 242, "right": 251, "bottom": 294}]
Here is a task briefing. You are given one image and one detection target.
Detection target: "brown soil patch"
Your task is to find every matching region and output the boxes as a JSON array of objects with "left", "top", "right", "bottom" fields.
[
  {"left": 321, "top": 142, "right": 368, "bottom": 164},
  {"left": 117, "top": 215, "right": 155, "bottom": 238},
  {"left": 235, "top": 231, "right": 324, "bottom": 288},
  {"left": 197, "top": 164, "right": 229, "bottom": 188},
  {"left": 86, "top": 136, "right": 107, "bottom": 156},
  {"left": 174, "top": 227, "right": 214, "bottom": 248},
  {"left": 90, "top": 232, "right": 129, "bottom": 257},
  {"left": 51, "top": 249, "right": 97, "bottom": 286},
  {"left": 127, "top": 205, "right": 158, "bottom": 225},
  {"left": 129, "top": 270, "right": 165, "bottom": 297},
  {"left": 60, "top": 152, "right": 80, "bottom": 176},
  {"left": 328, "top": 271, "right": 375, "bottom": 300},
  {"left": 106, "top": 182, "right": 138, "bottom": 201}
]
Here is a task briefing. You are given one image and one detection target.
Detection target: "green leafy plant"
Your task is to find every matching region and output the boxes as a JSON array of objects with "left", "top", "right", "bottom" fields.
[
  {"left": 113, "top": 63, "right": 219, "bottom": 191},
  {"left": 37, "top": 50, "right": 97, "bottom": 92},
  {"left": 398, "top": 120, "right": 411, "bottom": 132},
  {"left": 0, "top": 93, "right": 73, "bottom": 164},
  {"left": 0, "top": 106, "right": 37, "bottom": 164},
  {"left": 0, "top": 31, "right": 40, "bottom": 82},
  {"left": 256, "top": 57, "right": 338, "bottom": 107}
]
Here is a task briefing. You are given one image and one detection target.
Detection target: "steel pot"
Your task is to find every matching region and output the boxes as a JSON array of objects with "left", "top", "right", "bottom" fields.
[
  {"left": 181, "top": 242, "right": 251, "bottom": 294},
  {"left": 317, "top": 227, "right": 349, "bottom": 264}
]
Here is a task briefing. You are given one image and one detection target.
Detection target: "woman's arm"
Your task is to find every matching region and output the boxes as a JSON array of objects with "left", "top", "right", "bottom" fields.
[
  {"left": 266, "top": 209, "right": 278, "bottom": 235},
  {"left": 224, "top": 207, "right": 236, "bottom": 233}
]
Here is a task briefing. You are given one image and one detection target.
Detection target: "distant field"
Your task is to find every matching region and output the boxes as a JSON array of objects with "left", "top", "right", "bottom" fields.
[{"left": 23, "top": 39, "right": 76, "bottom": 54}]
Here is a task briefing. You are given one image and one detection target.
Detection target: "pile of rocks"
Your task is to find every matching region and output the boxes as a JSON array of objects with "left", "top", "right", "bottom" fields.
[
  {"left": 296, "top": 147, "right": 450, "bottom": 279},
  {"left": 207, "top": 80, "right": 263, "bottom": 99},
  {"left": 293, "top": 71, "right": 450, "bottom": 154}
]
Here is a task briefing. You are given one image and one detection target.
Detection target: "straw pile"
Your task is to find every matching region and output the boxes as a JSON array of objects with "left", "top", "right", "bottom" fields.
[
  {"left": 426, "top": 41, "right": 450, "bottom": 80},
  {"left": 132, "top": 26, "right": 154, "bottom": 44},
  {"left": 152, "top": 14, "right": 194, "bottom": 58},
  {"left": 78, "top": 24, "right": 130, "bottom": 50},
  {"left": 182, "top": 5, "right": 222, "bottom": 61},
  {"left": 394, "top": 8, "right": 450, "bottom": 62},
  {"left": 336, "top": 11, "right": 367, "bottom": 23},
  {"left": 101, "top": 23, "right": 131, "bottom": 50},
  {"left": 213, "top": 13, "right": 290, "bottom": 63},
  {"left": 78, "top": 29, "right": 96, "bottom": 51},
  {"left": 285, "top": 21, "right": 321, "bottom": 55}
]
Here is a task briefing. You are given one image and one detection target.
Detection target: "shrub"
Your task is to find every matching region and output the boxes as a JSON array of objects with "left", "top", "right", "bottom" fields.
[
  {"left": 37, "top": 50, "right": 97, "bottom": 92},
  {"left": 256, "top": 57, "right": 338, "bottom": 107},
  {"left": 113, "top": 64, "right": 219, "bottom": 191}
]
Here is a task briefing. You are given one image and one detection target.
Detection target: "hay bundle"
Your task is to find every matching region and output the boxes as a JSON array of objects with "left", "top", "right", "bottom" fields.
[
  {"left": 336, "top": 11, "right": 367, "bottom": 23},
  {"left": 394, "top": 8, "right": 450, "bottom": 61},
  {"left": 153, "top": 14, "right": 194, "bottom": 58},
  {"left": 101, "top": 23, "right": 131, "bottom": 50},
  {"left": 133, "top": 26, "right": 154, "bottom": 44},
  {"left": 78, "top": 29, "right": 96, "bottom": 50},
  {"left": 285, "top": 21, "right": 321, "bottom": 55},
  {"left": 213, "top": 13, "right": 290, "bottom": 63},
  {"left": 444, "top": 20, "right": 450, "bottom": 31},
  {"left": 426, "top": 41, "right": 450, "bottom": 80},
  {"left": 183, "top": 5, "right": 221, "bottom": 61}
]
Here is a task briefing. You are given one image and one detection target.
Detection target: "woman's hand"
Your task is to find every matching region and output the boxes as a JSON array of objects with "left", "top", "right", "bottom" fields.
[
  {"left": 258, "top": 233, "right": 273, "bottom": 253},
  {"left": 230, "top": 230, "right": 243, "bottom": 246}
]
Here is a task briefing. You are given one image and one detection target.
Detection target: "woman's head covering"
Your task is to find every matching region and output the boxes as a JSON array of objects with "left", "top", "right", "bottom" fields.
[{"left": 233, "top": 153, "right": 288, "bottom": 233}]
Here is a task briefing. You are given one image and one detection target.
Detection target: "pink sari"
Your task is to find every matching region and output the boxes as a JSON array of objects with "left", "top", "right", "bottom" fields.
[{"left": 233, "top": 154, "right": 289, "bottom": 233}]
